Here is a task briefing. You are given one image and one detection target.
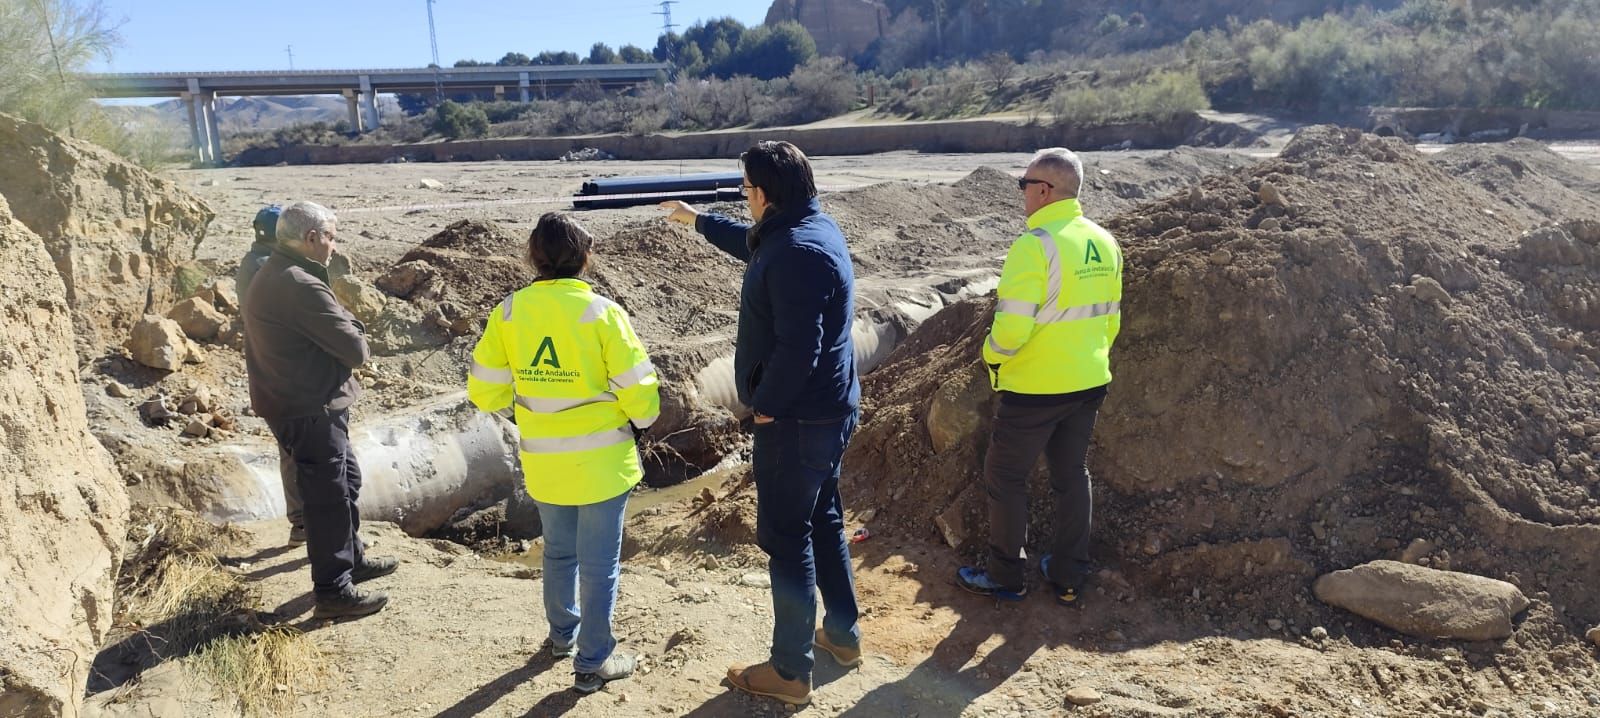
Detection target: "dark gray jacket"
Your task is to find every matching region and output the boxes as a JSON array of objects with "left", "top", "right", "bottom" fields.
[
  {"left": 234, "top": 241, "right": 276, "bottom": 312},
  {"left": 243, "top": 250, "right": 368, "bottom": 421}
]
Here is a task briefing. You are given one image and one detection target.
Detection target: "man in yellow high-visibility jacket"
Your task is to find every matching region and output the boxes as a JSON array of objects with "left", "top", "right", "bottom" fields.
[
  {"left": 466, "top": 213, "right": 660, "bottom": 695},
  {"left": 957, "top": 147, "right": 1123, "bottom": 606}
]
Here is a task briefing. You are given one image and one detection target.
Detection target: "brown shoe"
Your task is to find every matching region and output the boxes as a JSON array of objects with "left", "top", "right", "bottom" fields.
[
  {"left": 727, "top": 661, "right": 810, "bottom": 705},
  {"left": 815, "top": 629, "right": 862, "bottom": 668}
]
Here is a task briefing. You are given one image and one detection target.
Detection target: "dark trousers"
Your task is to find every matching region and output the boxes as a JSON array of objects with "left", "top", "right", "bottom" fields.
[
  {"left": 279, "top": 446, "right": 303, "bottom": 528},
  {"left": 984, "top": 392, "right": 1104, "bottom": 589},
  {"left": 753, "top": 412, "right": 861, "bottom": 682},
  {"left": 266, "top": 410, "right": 365, "bottom": 595}
]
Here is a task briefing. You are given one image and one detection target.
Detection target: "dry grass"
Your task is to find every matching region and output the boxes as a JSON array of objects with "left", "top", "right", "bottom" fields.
[
  {"left": 114, "top": 506, "right": 329, "bottom": 715},
  {"left": 193, "top": 626, "right": 329, "bottom": 716}
]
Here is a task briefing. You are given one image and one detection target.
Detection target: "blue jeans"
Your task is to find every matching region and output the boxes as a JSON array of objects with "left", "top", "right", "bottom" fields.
[
  {"left": 753, "top": 412, "right": 861, "bottom": 681},
  {"left": 536, "top": 490, "right": 629, "bottom": 673}
]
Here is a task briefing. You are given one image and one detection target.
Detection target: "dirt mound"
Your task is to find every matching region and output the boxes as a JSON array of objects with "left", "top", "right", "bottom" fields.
[
  {"left": 0, "top": 196, "right": 128, "bottom": 716},
  {"left": 0, "top": 112, "right": 214, "bottom": 360},
  {"left": 419, "top": 218, "right": 525, "bottom": 256},
  {"left": 1429, "top": 138, "right": 1600, "bottom": 222},
  {"left": 843, "top": 126, "right": 1600, "bottom": 638}
]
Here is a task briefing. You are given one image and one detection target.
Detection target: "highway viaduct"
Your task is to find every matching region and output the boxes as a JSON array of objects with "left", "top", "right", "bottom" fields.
[{"left": 84, "top": 63, "right": 668, "bottom": 164}]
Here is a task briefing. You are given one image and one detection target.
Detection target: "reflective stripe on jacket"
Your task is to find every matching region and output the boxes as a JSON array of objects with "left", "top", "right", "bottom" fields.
[
  {"left": 467, "top": 278, "right": 660, "bottom": 505},
  {"left": 983, "top": 198, "right": 1122, "bottom": 394}
]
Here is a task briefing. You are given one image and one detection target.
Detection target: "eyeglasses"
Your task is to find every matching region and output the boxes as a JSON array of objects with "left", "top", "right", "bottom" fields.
[{"left": 1017, "top": 177, "right": 1054, "bottom": 191}]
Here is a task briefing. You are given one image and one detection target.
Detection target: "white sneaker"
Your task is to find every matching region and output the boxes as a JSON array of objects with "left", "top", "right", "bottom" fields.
[{"left": 573, "top": 651, "right": 636, "bottom": 694}]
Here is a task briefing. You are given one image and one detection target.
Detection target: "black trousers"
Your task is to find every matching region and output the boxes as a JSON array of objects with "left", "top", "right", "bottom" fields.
[
  {"left": 266, "top": 409, "right": 365, "bottom": 595},
  {"left": 984, "top": 391, "right": 1104, "bottom": 589}
]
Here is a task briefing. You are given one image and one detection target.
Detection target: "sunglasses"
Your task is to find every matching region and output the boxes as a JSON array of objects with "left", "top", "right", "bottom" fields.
[{"left": 1018, "top": 177, "right": 1054, "bottom": 191}]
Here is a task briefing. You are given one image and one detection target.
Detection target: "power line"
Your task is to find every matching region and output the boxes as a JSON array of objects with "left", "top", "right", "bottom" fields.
[{"left": 285, "top": 45, "right": 295, "bottom": 70}]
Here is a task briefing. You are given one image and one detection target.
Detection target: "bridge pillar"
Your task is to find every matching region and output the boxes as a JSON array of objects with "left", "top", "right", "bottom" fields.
[
  {"left": 494, "top": 85, "right": 505, "bottom": 102},
  {"left": 519, "top": 72, "right": 530, "bottom": 102},
  {"left": 204, "top": 91, "right": 224, "bottom": 163},
  {"left": 342, "top": 89, "right": 364, "bottom": 132},
  {"left": 184, "top": 79, "right": 216, "bottom": 165},
  {"left": 358, "top": 75, "right": 380, "bottom": 130}
]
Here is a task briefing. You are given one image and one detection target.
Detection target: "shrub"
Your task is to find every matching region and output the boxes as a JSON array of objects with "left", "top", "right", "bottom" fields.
[
  {"left": 432, "top": 100, "right": 490, "bottom": 139},
  {"left": 1049, "top": 69, "right": 1210, "bottom": 126}
]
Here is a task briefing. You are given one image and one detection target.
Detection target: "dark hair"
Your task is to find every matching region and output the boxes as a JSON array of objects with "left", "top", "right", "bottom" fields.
[
  {"left": 741, "top": 140, "right": 816, "bottom": 210},
  {"left": 527, "top": 212, "right": 593, "bottom": 279}
]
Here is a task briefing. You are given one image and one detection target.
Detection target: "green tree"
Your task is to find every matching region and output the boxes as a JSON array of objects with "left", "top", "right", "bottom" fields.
[
  {"left": 619, "top": 44, "right": 652, "bottom": 63},
  {"left": 534, "top": 51, "right": 580, "bottom": 65},
  {"left": 730, "top": 21, "right": 818, "bottom": 80},
  {"left": 431, "top": 100, "right": 489, "bottom": 139},
  {"left": 587, "top": 42, "right": 618, "bottom": 64}
]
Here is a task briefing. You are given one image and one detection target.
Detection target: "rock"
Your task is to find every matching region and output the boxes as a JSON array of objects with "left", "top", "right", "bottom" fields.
[
  {"left": 1105, "top": 630, "right": 1126, "bottom": 642},
  {"left": 1065, "top": 687, "right": 1103, "bottom": 706},
  {"left": 375, "top": 260, "right": 440, "bottom": 298},
  {"left": 1399, "top": 538, "right": 1435, "bottom": 564},
  {"left": 1259, "top": 217, "right": 1282, "bottom": 231},
  {"left": 740, "top": 572, "right": 772, "bottom": 588},
  {"left": 1208, "top": 249, "right": 1233, "bottom": 266},
  {"left": 926, "top": 362, "right": 992, "bottom": 454},
  {"left": 1310, "top": 626, "right": 1329, "bottom": 641},
  {"left": 195, "top": 280, "right": 239, "bottom": 315},
  {"left": 1312, "top": 560, "right": 1530, "bottom": 641},
  {"left": 166, "top": 297, "right": 228, "bottom": 340},
  {"left": 559, "top": 147, "right": 617, "bottom": 162},
  {"left": 125, "top": 315, "right": 193, "bottom": 370},
  {"left": 331, "top": 275, "right": 389, "bottom": 326},
  {"left": 1409, "top": 277, "right": 1452, "bottom": 306},
  {"left": 417, "top": 178, "right": 444, "bottom": 189},
  {"left": 1267, "top": 619, "right": 1284, "bottom": 631},
  {"left": 1258, "top": 181, "right": 1287, "bottom": 207},
  {"left": 657, "top": 557, "right": 672, "bottom": 572},
  {"left": 177, "top": 387, "right": 214, "bottom": 415},
  {"left": 1587, "top": 626, "right": 1600, "bottom": 646},
  {"left": 934, "top": 504, "right": 969, "bottom": 549},
  {"left": 0, "top": 114, "right": 213, "bottom": 361},
  {"left": 704, "top": 554, "right": 722, "bottom": 571},
  {"left": 183, "top": 418, "right": 211, "bottom": 438},
  {"left": 139, "top": 396, "right": 175, "bottom": 425},
  {"left": 106, "top": 381, "right": 133, "bottom": 398},
  {"left": 0, "top": 195, "right": 128, "bottom": 716}
]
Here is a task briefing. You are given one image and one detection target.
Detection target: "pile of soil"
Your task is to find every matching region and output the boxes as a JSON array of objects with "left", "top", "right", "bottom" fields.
[
  {"left": 1430, "top": 138, "right": 1600, "bottom": 222},
  {"left": 839, "top": 127, "right": 1600, "bottom": 656},
  {"left": 376, "top": 219, "right": 534, "bottom": 313}
]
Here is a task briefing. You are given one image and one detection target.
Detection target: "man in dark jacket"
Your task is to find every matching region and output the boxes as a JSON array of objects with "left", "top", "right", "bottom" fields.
[
  {"left": 662, "top": 141, "right": 862, "bottom": 707},
  {"left": 243, "top": 201, "right": 396, "bottom": 620},
  {"left": 235, "top": 205, "right": 305, "bottom": 547}
]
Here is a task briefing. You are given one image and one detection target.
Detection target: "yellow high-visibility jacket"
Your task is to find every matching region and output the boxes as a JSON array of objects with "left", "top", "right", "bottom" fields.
[
  {"left": 467, "top": 278, "right": 661, "bottom": 505},
  {"left": 983, "top": 198, "right": 1123, "bottom": 394}
]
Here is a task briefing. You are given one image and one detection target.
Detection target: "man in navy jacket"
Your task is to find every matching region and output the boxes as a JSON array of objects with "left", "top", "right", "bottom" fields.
[{"left": 663, "top": 141, "right": 862, "bottom": 706}]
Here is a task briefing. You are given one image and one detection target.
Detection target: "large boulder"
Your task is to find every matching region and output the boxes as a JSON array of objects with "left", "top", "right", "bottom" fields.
[
  {"left": 165, "top": 297, "right": 227, "bottom": 341},
  {"left": 0, "top": 113, "right": 213, "bottom": 360},
  {"left": 1313, "top": 560, "right": 1531, "bottom": 641},
  {"left": 124, "top": 315, "right": 201, "bottom": 371},
  {"left": 0, "top": 196, "right": 128, "bottom": 715}
]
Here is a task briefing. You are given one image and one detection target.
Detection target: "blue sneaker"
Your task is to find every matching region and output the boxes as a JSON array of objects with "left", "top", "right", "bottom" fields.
[
  {"left": 1039, "top": 555, "right": 1085, "bottom": 607},
  {"left": 955, "top": 566, "right": 1027, "bottom": 601},
  {"left": 549, "top": 638, "right": 575, "bottom": 659}
]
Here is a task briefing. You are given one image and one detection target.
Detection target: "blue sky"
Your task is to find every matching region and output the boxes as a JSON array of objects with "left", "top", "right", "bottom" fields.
[{"left": 90, "top": 0, "right": 772, "bottom": 73}]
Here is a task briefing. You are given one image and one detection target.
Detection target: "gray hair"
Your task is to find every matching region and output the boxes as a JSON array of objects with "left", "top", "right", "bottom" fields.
[
  {"left": 275, "top": 201, "right": 337, "bottom": 247},
  {"left": 1029, "top": 147, "right": 1084, "bottom": 198}
]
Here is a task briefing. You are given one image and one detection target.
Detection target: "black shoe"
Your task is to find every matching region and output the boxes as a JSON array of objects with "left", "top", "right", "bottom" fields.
[
  {"left": 287, "top": 525, "right": 306, "bottom": 547},
  {"left": 352, "top": 556, "right": 399, "bottom": 584},
  {"left": 1039, "top": 554, "right": 1086, "bottom": 607},
  {"left": 955, "top": 567, "right": 1027, "bottom": 601},
  {"left": 312, "top": 587, "right": 389, "bottom": 620}
]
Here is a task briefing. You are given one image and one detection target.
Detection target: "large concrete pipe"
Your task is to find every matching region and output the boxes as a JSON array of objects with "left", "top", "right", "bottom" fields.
[{"left": 205, "top": 393, "right": 519, "bottom": 535}]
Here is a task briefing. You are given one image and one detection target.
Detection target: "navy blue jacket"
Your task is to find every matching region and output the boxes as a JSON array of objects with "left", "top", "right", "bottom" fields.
[{"left": 696, "top": 198, "right": 860, "bottom": 421}]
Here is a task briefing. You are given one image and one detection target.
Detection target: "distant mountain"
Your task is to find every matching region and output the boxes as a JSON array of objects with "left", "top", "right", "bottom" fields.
[{"left": 107, "top": 95, "right": 402, "bottom": 135}]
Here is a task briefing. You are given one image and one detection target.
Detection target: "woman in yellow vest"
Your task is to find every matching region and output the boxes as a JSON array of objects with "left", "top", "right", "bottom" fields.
[{"left": 467, "top": 212, "right": 660, "bottom": 694}]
